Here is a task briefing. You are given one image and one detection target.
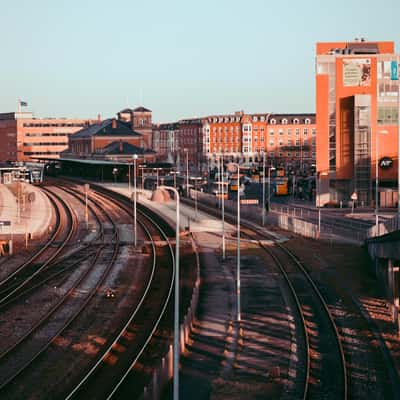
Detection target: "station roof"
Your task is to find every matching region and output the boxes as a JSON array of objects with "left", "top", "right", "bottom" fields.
[
  {"left": 58, "top": 157, "right": 130, "bottom": 166},
  {"left": 99, "top": 141, "right": 156, "bottom": 155},
  {"left": 71, "top": 119, "right": 142, "bottom": 139}
]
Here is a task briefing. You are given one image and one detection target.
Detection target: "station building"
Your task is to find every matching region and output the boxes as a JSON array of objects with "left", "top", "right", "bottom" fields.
[{"left": 316, "top": 39, "right": 399, "bottom": 206}]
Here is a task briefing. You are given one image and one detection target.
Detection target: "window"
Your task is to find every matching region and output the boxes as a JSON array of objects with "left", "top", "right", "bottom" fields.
[
  {"left": 279, "top": 130, "right": 284, "bottom": 136},
  {"left": 295, "top": 152, "right": 300, "bottom": 157},
  {"left": 294, "top": 118, "right": 299, "bottom": 124},
  {"left": 312, "top": 152, "right": 316, "bottom": 158},
  {"left": 269, "top": 130, "right": 274, "bottom": 135},
  {"left": 295, "top": 128, "right": 300, "bottom": 135},
  {"left": 312, "top": 128, "right": 316, "bottom": 136},
  {"left": 270, "top": 119, "right": 276, "bottom": 124},
  {"left": 303, "top": 128, "right": 308, "bottom": 136},
  {"left": 305, "top": 118, "right": 311, "bottom": 124},
  {"left": 296, "top": 139, "right": 300, "bottom": 146},
  {"left": 253, "top": 116, "right": 258, "bottom": 122},
  {"left": 269, "top": 152, "right": 274, "bottom": 157},
  {"left": 287, "top": 152, "right": 291, "bottom": 157},
  {"left": 282, "top": 118, "right": 288, "bottom": 124},
  {"left": 303, "top": 152, "right": 308, "bottom": 157},
  {"left": 269, "top": 139, "right": 274, "bottom": 145},
  {"left": 279, "top": 152, "right": 283, "bottom": 157},
  {"left": 260, "top": 116, "right": 265, "bottom": 122},
  {"left": 287, "top": 128, "right": 292, "bottom": 135}
]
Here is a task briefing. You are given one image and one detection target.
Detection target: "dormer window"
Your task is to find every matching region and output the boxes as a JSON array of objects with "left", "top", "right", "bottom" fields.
[
  {"left": 305, "top": 118, "right": 311, "bottom": 124},
  {"left": 282, "top": 118, "right": 288, "bottom": 125},
  {"left": 293, "top": 118, "right": 299, "bottom": 124},
  {"left": 270, "top": 119, "right": 276, "bottom": 125},
  {"left": 253, "top": 116, "right": 258, "bottom": 122}
]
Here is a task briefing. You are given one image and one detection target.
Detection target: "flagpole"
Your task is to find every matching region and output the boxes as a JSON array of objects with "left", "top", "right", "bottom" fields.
[{"left": 17, "top": 98, "right": 21, "bottom": 113}]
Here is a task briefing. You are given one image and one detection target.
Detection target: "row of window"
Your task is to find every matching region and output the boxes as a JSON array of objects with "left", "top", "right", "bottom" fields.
[
  {"left": 23, "top": 151, "right": 60, "bottom": 155},
  {"left": 23, "top": 123, "right": 85, "bottom": 128},
  {"left": 23, "top": 142, "right": 68, "bottom": 146},
  {"left": 210, "top": 127, "right": 316, "bottom": 135},
  {"left": 209, "top": 115, "right": 313, "bottom": 124},
  {"left": 206, "top": 149, "right": 315, "bottom": 158},
  {"left": 25, "top": 132, "right": 71, "bottom": 137}
]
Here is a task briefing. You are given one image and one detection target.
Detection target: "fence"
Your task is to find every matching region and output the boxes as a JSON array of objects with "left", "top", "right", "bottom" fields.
[{"left": 367, "top": 214, "right": 400, "bottom": 238}]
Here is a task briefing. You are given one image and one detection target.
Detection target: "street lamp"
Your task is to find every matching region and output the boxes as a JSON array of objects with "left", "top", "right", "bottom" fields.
[
  {"left": 158, "top": 185, "right": 180, "bottom": 400},
  {"left": 261, "top": 151, "right": 266, "bottom": 226},
  {"left": 133, "top": 154, "right": 138, "bottom": 247},
  {"left": 220, "top": 153, "right": 226, "bottom": 260},
  {"left": 170, "top": 171, "right": 179, "bottom": 188},
  {"left": 184, "top": 148, "right": 189, "bottom": 197},
  {"left": 375, "top": 130, "right": 388, "bottom": 234},
  {"left": 229, "top": 162, "right": 241, "bottom": 322},
  {"left": 267, "top": 165, "right": 276, "bottom": 213}
]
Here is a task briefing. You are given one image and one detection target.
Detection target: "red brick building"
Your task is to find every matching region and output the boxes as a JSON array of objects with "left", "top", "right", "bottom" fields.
[
  {"left": 0, "top": 111, "right": 93, "bottom": 162},
  {"left": 203, "top": 112, "right": 316, "bottom": 171},
  {"left": 117, "top": 106, "right": 153, "bottom": 149}
]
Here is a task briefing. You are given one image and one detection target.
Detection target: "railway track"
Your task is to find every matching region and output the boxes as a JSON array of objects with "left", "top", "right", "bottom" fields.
[
  {"left": 0, "top": 183, "right": 176, "bottom": 400},
  {"left": 0, "top": 186, "right": 77, "bottom": 307},
  {"left": 256, "top": 234, "right": 347, "bottom": 399},
  {"left": 183, "top": 195, "right": 399, "bottom": 399},
  {"left": 0, "top": 184, "right": 120, "bottom": 394}
]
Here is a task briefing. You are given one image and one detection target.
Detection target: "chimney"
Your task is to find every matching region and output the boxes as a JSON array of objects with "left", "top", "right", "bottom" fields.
[
  {"left": 119, "top": 140, "right": 123, "bottom": 152},
  {"left": 112, "top": 119, "right": 117, "bottom": 129},
  {"left": 97, "top": 113, "right": 101, "bottom": 124}
]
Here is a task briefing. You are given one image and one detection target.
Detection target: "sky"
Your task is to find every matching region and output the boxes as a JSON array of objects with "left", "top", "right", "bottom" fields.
[{"left": 1, "top": 0, "right": 399, "bottom": 123}]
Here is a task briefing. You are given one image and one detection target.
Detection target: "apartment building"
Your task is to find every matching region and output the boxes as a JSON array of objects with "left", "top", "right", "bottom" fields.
[{"left": 203, "top": 112, "right": 316, "bottom": 171}]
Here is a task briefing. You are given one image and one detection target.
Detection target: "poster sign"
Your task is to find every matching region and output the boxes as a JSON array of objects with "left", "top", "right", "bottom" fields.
[
  {"left": 391, "top": 60, "right": 399, "bottom": 80},
  {"left": 379, "top": 157, "right": 393, "bottom": 169},
  {"left": 343, "top": 58, "right": 371, "bottom": 87}
]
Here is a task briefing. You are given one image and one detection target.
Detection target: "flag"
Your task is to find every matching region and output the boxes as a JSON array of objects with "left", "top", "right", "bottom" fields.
[{"left": 20, "top": 101, "right": 28, "bottom": 107}]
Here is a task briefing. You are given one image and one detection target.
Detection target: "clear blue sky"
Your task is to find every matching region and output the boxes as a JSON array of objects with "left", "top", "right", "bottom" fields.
[{"left": 1, "top": 0, "right": 399, "bottom": 122}]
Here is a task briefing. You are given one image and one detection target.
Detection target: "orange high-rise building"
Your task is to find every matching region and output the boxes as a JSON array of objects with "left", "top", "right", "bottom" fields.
[{"left": 316, "top": 39, "right": 399, "bottom": 206}]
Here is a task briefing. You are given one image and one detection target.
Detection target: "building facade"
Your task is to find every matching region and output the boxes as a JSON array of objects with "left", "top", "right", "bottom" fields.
[
  {"left": 0, "top": 112, "right": 93, "bottom": 162},
  {"left": 66, "top": 118, "right": 144, "bottom": 155},
  {"left": 117, "top": 106, "right": 153, "bottom": 149},
  {"left": 316, "top": 39, "right": 399, "bottom": 206},
  {"left": 152, "top": 122, "right": 179, "bottom": 163},
  {"left": 204, "top": 112, "right": 316, "bottom": 172}
]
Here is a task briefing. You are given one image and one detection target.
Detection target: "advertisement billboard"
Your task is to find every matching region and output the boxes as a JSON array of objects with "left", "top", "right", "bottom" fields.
[{"left": 343, "top": 58, "right": 371, "bottom": 87}]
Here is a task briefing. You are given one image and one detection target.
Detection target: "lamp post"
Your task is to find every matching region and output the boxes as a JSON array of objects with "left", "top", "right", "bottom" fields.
[
  {"left": 229, "top": 162, "right": 241, "bottom": 322},
  {"left": 267, "top": 165, "right": 276, "bottom": 213},
  {"left": 158, "top": 185, "right": 180, "bottom": 400},
  {"left": 261, "top": 150, "right": 266, "bottom": 226},
  {"left": 221, "top": 153, "right": 226, "bottom": 260},
  {"left": 184, "top": 148, "right": 189, "bottom": 197},
  {"left": 375, "top": 130, "right": 389, "bottom": 233},
  {"left": 133, "top": 154, "right": 138, "bottom": 247},
  {"left": 128, "top": 161, "right": 131, "bottom": 193}
]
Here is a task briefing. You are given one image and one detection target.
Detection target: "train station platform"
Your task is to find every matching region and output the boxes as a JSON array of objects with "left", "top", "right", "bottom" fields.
[
  {"left": 97, "top": 183, "right": 237, "bottom": 236},
  {"left": 0, "top": 183, "right": 52, "bottom": 238}
]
